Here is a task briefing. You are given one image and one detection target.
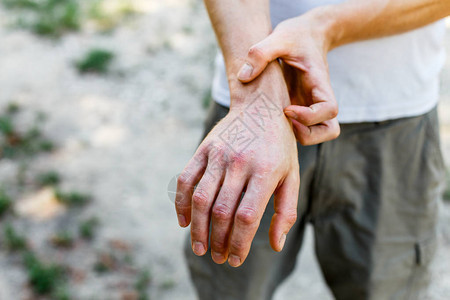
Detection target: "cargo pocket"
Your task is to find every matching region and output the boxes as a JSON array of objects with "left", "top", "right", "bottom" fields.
[
  {"left": 406, "top": 236, "right": 437, "bottom": 300},
  {"left": 414, "top": 236, "right": 437, "bottom": 267},
  {"left": 370, "top": 235, "right": 437, "bottom": 300}
]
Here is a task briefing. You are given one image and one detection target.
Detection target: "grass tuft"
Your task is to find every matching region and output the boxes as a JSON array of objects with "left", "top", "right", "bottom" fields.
[
  {"left": 24, "top": 252, "right": 65, "bottom": 295},
  {"left": 79, "top": 217, "right": 99, "bottom": 240},
  {"left": 75, "top": 48, "right": 115, "bottom": 74},
  {"left": 6, "top": 102, "right": 21, "bottom": 115},
  {"left": 0, "top": 189, "right": 12, "bottom": 217},
  {"left": 2, "top": 0, "right": 81, "bottom": 37},
  {"left": 37, "top": 171, "right": 61, "bottom": 187},
  {"left": 0, "top": 106, "right": 54, "bottom": 159},
  {"left": 56, "top": 190, "right": 91, "bottom": 207},
  {"left": 4, "top": 224, "right": 28, "bottom": 252},
  {"left": 135, "top": 269, "right": 151, "bottom": 299}
]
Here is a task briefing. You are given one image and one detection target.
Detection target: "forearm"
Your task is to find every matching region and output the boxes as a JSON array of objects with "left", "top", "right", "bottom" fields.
[
  {"left": 314, "top": 0, "right": 450, "bottom": 50},
  {"left": 204, "top": 0, "right": 288, "bottom": 107}
]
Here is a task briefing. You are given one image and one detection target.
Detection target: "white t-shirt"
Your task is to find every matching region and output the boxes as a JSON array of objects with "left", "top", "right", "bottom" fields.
[{"left": 212, "top": 0, "right": 446, "bottom": 123}]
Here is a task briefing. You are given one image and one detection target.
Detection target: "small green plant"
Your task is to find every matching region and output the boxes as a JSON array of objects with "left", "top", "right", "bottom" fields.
[
  {"left": 50, "top": 231, "right": 74, "bottom": 249},
  {"left": 21, "top": 126, "right": 55, "bottom": 154},
  {"left": 6, "top": 102, "right": 20, "bottom": 115},
  {"left": 0, "top": 115, "right": 14, "bottom": 135},
  {"left": 2, "top": 0, "right": 81, "bottom": 37},
  {"left": 0, "top": 189, "right": 12, "bottom": 217},
  {"left": 37, "top": 171, "right": 61, "bottom": 187},
  {"left": 75, "top": 49, "right": 115, "bottom": 74},
  {"left": 135, "top": 269, "right": 151, "bottom": 299},
  {"left": 79, "top": 217, "right": 99, "bottom": 240},
  {"left": 56, "top": 190, "right": 91, "bottom": 206},
  {"left": 0, "top": 106, "right": 54, "bottom": 159},
  {"left": 23, "top": 252, "right": 65, "bottom": 295},
  {"left": 36, "top": 0, "right": 80, "bottom": 36},
  {"left": 4, "top": 224, "right": 28, "bottom": 252}
]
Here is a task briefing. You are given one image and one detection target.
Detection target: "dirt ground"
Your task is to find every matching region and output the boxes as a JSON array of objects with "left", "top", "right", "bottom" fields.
[{"left": 0, "top": 1, "right": 449, "bottom": 299}]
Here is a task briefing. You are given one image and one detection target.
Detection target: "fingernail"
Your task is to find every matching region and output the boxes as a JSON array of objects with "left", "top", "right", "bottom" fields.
[
  {"left": 177, "top": 214, "right": 186, "bottom": 227},
  {"left": 212, "top": 251, "right": 225, "bottom": 263},
  {"left": 237, "top": 63, "right": 253, "bottom": 80},
  {"left": 279, "top": 233, "right": 287, "bottom": 250},
  {"left": 193, "top": 241, "right": 206, "bottom": 256},
  {"left": 228, "top": 254, "right": 241, "bottom": 267},
  {"left": 285, "top": 110, "right": 297, "bottom": 120}
]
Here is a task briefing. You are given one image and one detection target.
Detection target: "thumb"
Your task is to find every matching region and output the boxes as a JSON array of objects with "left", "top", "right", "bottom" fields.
[{"left": 237, "top": 32, "right": 285, "bottom": 83}]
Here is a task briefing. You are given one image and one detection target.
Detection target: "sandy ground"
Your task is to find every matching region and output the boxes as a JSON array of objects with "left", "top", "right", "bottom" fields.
[{"left": 0, "top": 1, "right": 449, "bottom": 299}]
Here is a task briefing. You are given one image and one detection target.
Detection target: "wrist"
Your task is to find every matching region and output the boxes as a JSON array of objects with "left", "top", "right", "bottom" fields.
[{"left": 228, "top": 61, "right": 289, "bottom": 109}]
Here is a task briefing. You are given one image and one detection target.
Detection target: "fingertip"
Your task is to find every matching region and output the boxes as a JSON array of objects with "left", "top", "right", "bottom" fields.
[
  {"left": 269, "top": 237, "right": 282, "bottom": 252},
  {"left": 284, "top": 110, "right": 297, "bottom": 120},
  {"left": 228, "top": 254, "right": 241, "bottom": 267},
  {"left": 268, "top": 225, "right": 282, "bottom": 252},
  {"left": 211, "top": 251, "right": 227, "bottom": 264},
  {"left": 192, "top": 241, "right": 207, "bottom": 256},
  {"left": 237, "top": 63, "right": 254, "bottom": 82},
  {"left": 279, "top": 233, "right": 287, "bottom": 251},
  {"left": 177, "top": 214, "right": 187, "bottom": 227}
]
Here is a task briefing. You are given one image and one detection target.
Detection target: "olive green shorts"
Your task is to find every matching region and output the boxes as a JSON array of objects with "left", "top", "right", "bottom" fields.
[{"left": 185, "top": 102, "right": 445, "bottom": 300}]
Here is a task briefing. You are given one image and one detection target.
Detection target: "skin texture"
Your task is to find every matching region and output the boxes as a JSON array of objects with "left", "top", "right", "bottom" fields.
[
  {"left": 175, "top": 0, "right": 301, "bottom": 267},
  {"left": 238, "top": 13, "right": 340, "bottom": 145},
  {"left": 238, "top": 0, "right": 450, "bottom": 143},
  {"left": 175, "top": 63, "right": 300, "bottom": 267},
  {"left": 176, "top": 0, "right": 450, "bottom": 268}
]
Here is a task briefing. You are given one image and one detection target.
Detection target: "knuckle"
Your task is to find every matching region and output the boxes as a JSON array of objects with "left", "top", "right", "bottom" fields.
[
  {"left": 209, "top": 144, "right": 225, "bottom": 159},
  {"left": 190, "top": 227, "right": 204, "bottom": 239},
  {"left": 212, "top": 203, "right": 232, "bottom": 221},
  {"left": 192, "top": 189, "right": 210, "bottom": 208},
  {"left": 177, "top": 172, "right": 190, "bottom": 186},
  {"left": 210, "top": 239, "right": 227, "bottom": 252},
  {"left": 248, "top": 46, "right": 267, "bottom": 62},
  {"left": 329, "top": 104, "right": 339, "bottom": 119},
  {"left": 236, "top": 206, "right": 259, "bottom": 226},
  {"left": 175, "top": 197, "right": 189, "bottom": 209},
  {"left": 284, "top": 210, "right": 298, "bottom": 226},
  {"left": 229, "top": 151, "right": 246, "bottom": 166},
  {"left": 229, "top": 239, "right": 246, "bottom": 252}
]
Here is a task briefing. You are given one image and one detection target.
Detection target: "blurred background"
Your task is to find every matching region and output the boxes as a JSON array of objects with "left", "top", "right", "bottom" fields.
[{"left": 0, "top": 0, "right": 448, "bottom": 299}]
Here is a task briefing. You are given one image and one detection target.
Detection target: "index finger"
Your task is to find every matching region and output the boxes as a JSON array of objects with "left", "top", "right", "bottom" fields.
[
  {"left": 291, "top": 118, "right": 340, "bottom": 145},
  {"left": 284, "top": 101, "right": 338, "bottom": 127},
  {"left": 284, "top": 59, "right": 338, "bottom": 126},
  {"left": 175, "top": 152, "right": 207, "bottom": 227}
]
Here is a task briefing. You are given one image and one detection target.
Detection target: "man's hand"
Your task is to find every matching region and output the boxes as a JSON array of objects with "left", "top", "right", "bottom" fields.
[
  {"left": 237, "top": 14, "right": 340, "bottom": 145},
  {"left": 236, "top": 0, "right": 450, "bottom": 145},
  {"left": 175, "top": 64, "right": 300, "bottom": 267}
]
